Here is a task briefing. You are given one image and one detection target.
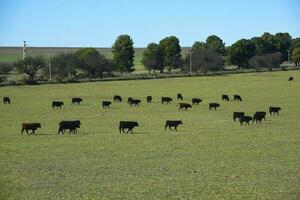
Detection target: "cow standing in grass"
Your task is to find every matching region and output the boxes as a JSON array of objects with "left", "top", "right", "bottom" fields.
[
  {"left": 178, "top": 103, "right": 192, "bottom": 111},
  {"left": 177, "top": 93, "right": 183, "bottom": 100},
  {"left": 58, "top": 120, "right": 81, "bottom": 134},
  {"left": 3, "top": 97, "right": 10, "bottom": 104},
  {"left": 130, "top": 99, "right": 141, "bottom": 106},
  {"left": 240, "top": 116, "right": 252, "bottom": 125},
  {"left": 269, "top": 107, "right": 281, "bottom": 115},
  {"left": 165, "top": 120, "right": 183, "bottom": 131},
  {"left": 233, "top": 95, "right": 242, "bottom": 102},
  {"left": 233, "top": 112, "right": 245, "bottom": 122},
  {"left": 253, "top": 111, "right": 266, "bottom": 123},
  {"left": 102, "top": 101, "right": 111, "bottom": 109},
  {"left": 191, "top": 98, "right": 202, "bottom": 105},
  {"left": 119, "top": 121, "right": 139, "bottom": 133},
  {"left": 289, "top": 77, "right": 294, "bottom": 81},
  {"left": 147, "top": 96, "right": 152, "bottom": 103},
  {"left": 209, "top": 103, "right": 220, "bottom": 110},
  {"left": 21, "top": 123, "right": 41, "bottom": 135},
  {"left": 222, "top": 95, "right": 229, "bottom": 101},
  {"left": 162, "top": 97, "right": 172, "bottom": 104},
  {"left": 52, "top": 101, "right": 64, "bottom": 109},
  {"left": 71, "top": 98, "right": 82, "bottom": 105},
  {"left": 113, "top": 95, "right": 122, "bottom": 102}
]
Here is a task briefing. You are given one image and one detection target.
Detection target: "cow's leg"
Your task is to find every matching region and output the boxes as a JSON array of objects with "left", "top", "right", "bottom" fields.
[
  {"left": 122, "top": 128, "right": 125, "bottom": 133},
  {"left": 21, "top": 128, "right": 24, "bottom": 134},
  {"left": 165, "top": 125, "right": 168, "bottom": 131},
  {"left": 175, "top": 126, "right": 178, "bottom": 131},
  {"left": 26, "top": 129, "right": 29, "bottom": 135},
  {"left": 169, "top": 126, "right": 172, "bottom": 131}
]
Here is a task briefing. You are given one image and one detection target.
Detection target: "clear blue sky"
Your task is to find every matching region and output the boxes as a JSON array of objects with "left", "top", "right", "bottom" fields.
[{"left": 0, "top": 0, "right": 299, "bottom": 47}]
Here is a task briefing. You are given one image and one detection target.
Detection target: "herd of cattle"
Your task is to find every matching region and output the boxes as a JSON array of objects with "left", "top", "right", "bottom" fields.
[{"left": 2, "top": 88, "right": 284, "bottom": 135}]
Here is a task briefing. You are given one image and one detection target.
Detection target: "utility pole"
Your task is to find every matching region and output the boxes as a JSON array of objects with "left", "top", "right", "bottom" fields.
[
  {"left": 188, "top": 49, "right": 193, "bottom": 75},
  {"left": 23, "top": 41, "right": 26, "bottom": 60},
  {"left": 287, "top": 49, "right": 291, "bottom": 63},
  {"left": 48, "top": 54, "right": 52, "bottom": 81}
]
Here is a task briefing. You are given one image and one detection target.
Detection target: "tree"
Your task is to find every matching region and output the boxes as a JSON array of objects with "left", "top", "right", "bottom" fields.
[
  {"left": 249, "top": 52, "right": 282, "bottom": 69},
  {"left": 159, "top": 36, "right": 182, "bottom": 71},
  {"left": 142, "top": 43, "right": 164, "bottom": 72},
  {"left": 227, "top": 39, "right": 256, "bottom": 68},
  {"left": 291, "top": 48, "right": 300, "bottom": 66},
  {"left": 251, "top": 36, "right": 276, "bottom": 55},
  {"left": 291, "top": 38, "right": 300, "bottom": 50},
  {"left": 205, "top": 35, "right": 225, "bottom": 55},
  {"left": 112, "top": 34, "right": 135, "bottom": 72},
  {"left": 0, "top": 62, "right": 13, "bottom": 75},
  {"left": 14, "top": 56, "right": 46, "bottom": 81},
  {"left": 191, "top": 41, "right": 206, "bottom": 52},
  {"left": 274, "top": 32, "right": 292, "bottom": 61}
]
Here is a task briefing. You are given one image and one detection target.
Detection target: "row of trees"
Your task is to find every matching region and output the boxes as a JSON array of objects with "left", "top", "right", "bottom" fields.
[{"left": 1, "top": 33, "right": 300, "bottom": 82}]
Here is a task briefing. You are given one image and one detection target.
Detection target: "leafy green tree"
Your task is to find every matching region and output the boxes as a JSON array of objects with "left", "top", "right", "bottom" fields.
[
  {"left": 206, "top": 35, "right": 225, "bottom": 55},
  {"left": 249, "top": 52, "right": 282, "bottom": 69},
  {"left": 112, "top": 34, "right": 135, "bottom": 72},
  {"left": 14, "top": 56, "right": 46, "bottom": 81},
  {"left": 291, "top": 48, "right": 300, "bottom": 66},
  {"left": 274, "top": 32, "right": 292, "bottom": 61},
  {"left": 227, "top": 39, "right": 256, "bottom": 68},
  {"left": 191, "top": 41, "right": 206, "bottom": 52},
  {"left": 291, "top": 38, "right": 300, "bottom": 50},
  {"left": 159, "top": 36, "right": 182, "bottom": 71},
  {"left": 142, "top": 43, "right": 164, "bottom": 72},
  {"left": 251, "top": 36, "right": 276, "bottom": 55}
]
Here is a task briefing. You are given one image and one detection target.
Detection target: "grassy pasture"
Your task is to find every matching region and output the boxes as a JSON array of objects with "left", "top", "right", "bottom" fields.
[{"left": 0, "top": 71, "right": 299, "bottom": 199}]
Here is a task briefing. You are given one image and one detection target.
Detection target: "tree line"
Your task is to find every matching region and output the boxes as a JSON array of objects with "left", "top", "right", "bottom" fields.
[{"left": 0, "top": 32, "right": 300, "bottom": 83}]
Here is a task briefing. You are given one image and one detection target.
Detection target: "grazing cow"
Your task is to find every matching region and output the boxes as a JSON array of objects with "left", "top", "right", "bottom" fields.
[
  {"left": 253, "top": 111, "right": 266, "bottom": 123},
  {"left": 119, "top": 121, "right": 139, "bottom": 133},
  {"left": 102, "top": 101, "right": 111, "bottom": 109},
  {"left": 71, "top": 97, "right": 82, "bottom": 105},
  {"left": 21, "top": 123, "right": 41, "bottom": 135},
  {"left": 269, "top": 107, "right": 281, "bottom": 115},
  {"left": 240, "top": 116, "right": 253, "bottom": 125},
  {"left": 161, "top": 97, "right": 173, "bottom": 104},
  {"left": 127, "top": 97, "right": 133, "bottom": 104},
  {"left": 58, "top": 120, "right": 81, "bottom": 134},
  {"left": 177, "top": 93, "right": 183, "bottom": 100},
  {"left": 209, "top": 103, "right": 220, "bottom": 110},
  {"left": 289, "top": 77, "right": 294, "bottom": 81},
  {"left": 113, "top": 95, "right": 122, "bottom": 102},
  {"left": 146, "top": 96, "right": 152, "bottom": 103},
  {"left": 191, "top": 98, "right": 202, "bottom": 105},
  {"left": 178, "top": 103, "right": 192, "bottom": 111},
  {"left": 233, "top": 112, "right": 245, "bottom": 122},
  {"left": 165, "top": 120, "right": 183, "bottom": 131},
  {"left": 3, "top": 97, "right": 11, "bottom": 104},
  {"left": 130, "top": 99, "right": 141, "bottom": 106},
  {"left": 222, "top": 95, "right": 229, "bottom": 101},
  {"left": 52, "top": 101, "right": 64, "bottom": 109},
  {"left": 233, "top": 95, "right": 242, "bottom": 102}
]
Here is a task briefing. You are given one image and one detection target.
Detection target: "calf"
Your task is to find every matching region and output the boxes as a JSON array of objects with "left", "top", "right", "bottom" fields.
[
  {"left": 21, "top": 123, "right": 41, "bottom": 135},
  {"left": 102, "top": 101, "right": 111, "bottom": 109},
  {"left": 119, "top": 121, "right": 139, "bottom": 133},
  {"left": 130, "top": 99, "right": 141, "bottom": 106},
  {"left": 240, "top": 116, "right": 252, "bottom": 125},
  {"left": 165, "top": 120, "right": 183, "bottom": 131},
  {"left": 58, "top": 120, "right": 81, "bottom": 134},
  {"left": 161, "top": 97, "right": 173, "bottom": 104},
  {"left": 209, "top": 103, "right": 220, "bottom": 110},
  {"left": 222, "top": 95, "right": 229, "bottom": 101},
  {"left": 178, "top": 103, "right": 192, "bottom": 111},
  {"left": 191, "top": 98, "right": 202, "bottom": 105},
  {"left": 52, "top": 101, "right": 64, "bottom": 109},
  {"left": 71, "top": 97, "right": 82, "bottom": 105},
  {"left": 127, "top": 97, "right": 133, "bottom": 104},
  {"left": 269, "top": 106, "right": 281, "bottom": 115},
  {"left": 146, "top": 96, "right": 152, "bottom": 103},
  {"left": 113, "top": 95, "right": 122, "bottom": 102},
  {"left": 177, "top": 93, "right": 183, "bottom": 100},
  {"left": 233, "top": 95, "right": 242, "bottom": 102},
  {"left": 289, "top": 77, "right": 294, "bottom": 81},
  {"left": 3, "top": 97, "right": 10, "bottom": 104},
  {"left": 253, "top": 111, "right": 266, "bottom": 123},
  {"left": 233, "top": 112, "right": 245, "bottom": 122}
]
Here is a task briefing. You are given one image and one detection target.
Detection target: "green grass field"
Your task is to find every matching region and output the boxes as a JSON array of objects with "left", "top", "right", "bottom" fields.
[{"left": 0, "top": 71, "right": 299, "bottom": 199}]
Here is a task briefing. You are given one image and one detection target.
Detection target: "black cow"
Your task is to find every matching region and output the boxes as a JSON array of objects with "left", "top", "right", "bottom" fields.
[
  {"left": 71, "top": 97, "right": 82, "bottom": 105},
  {"left": 253, "top": 111, "right": 266, "bottom": 123},
  {"left": 147, "top": 96, "right": 152, "bottom": 103},
  {"left": 289, "top": 77, "right": 294, "bottom": 81},
  {"left": 102, "top": 101, "right": 111, "bottom": 109},
  {"left": 177, "top": 93, "right": 183, "bottom": 100},
  {"left": 21, "top": 123, "right": 41, "bottom": 135},
  {"left": 240, "top": 116, "right": 253, "bottom": 125},
  {"left": 178, "top": 103, "right": 192, "bottom": 111},
  {"left": 113, "top": 95, "right": 122, "bottom": 102},
  {"left": 3, "top": 97, "right": 10, "bottom": 104},
  {"left": 209, "top": 103, "right": 220, "bottom": 110},
  {"left": 165, "top": 120, "right": 183, "bottom": 131},
  {"left": 269, "top": 107, "right": 281, "bottom": 115},
  {"left": 119, "top": 121, "right": 139, "bottom": 133},
  {"left": 127, "top": 97, "right": 133, "bottom": 104},
  {"left": 52, "top": 101, "right": 64, "bottom": 109},
  {"left": 162, "top": 97, "right": 173, "bottom": 104},
  {"left": 222, "top": 95, "right": 229, "bottom": 101},
  {"left": 130, "top": 99, "right": 141, "bottom": 106},
  {"left": 191, "top": 98, "right": 202, "bottom": 105},
  {"left": 233, "top": 112, "right": 245, "bottom": 122},
  {"left": 58, "top": 120, "right": 81, "bottom": 134},
  {"left": 233, "top": 95, "right": 242, "bottom": 102}
]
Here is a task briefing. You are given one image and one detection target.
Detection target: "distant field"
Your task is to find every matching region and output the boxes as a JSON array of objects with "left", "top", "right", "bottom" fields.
[
  {"left": 0, "top": 47, "right": 189, "bottom": 71},
  {"left": 0, "top": 71, "right": 299, "bottom": 199}
]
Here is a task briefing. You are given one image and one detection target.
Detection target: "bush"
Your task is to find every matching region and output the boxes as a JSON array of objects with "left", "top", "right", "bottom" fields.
[{"left": 0, "top": 62, "right": 13, "bottom": 75}]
